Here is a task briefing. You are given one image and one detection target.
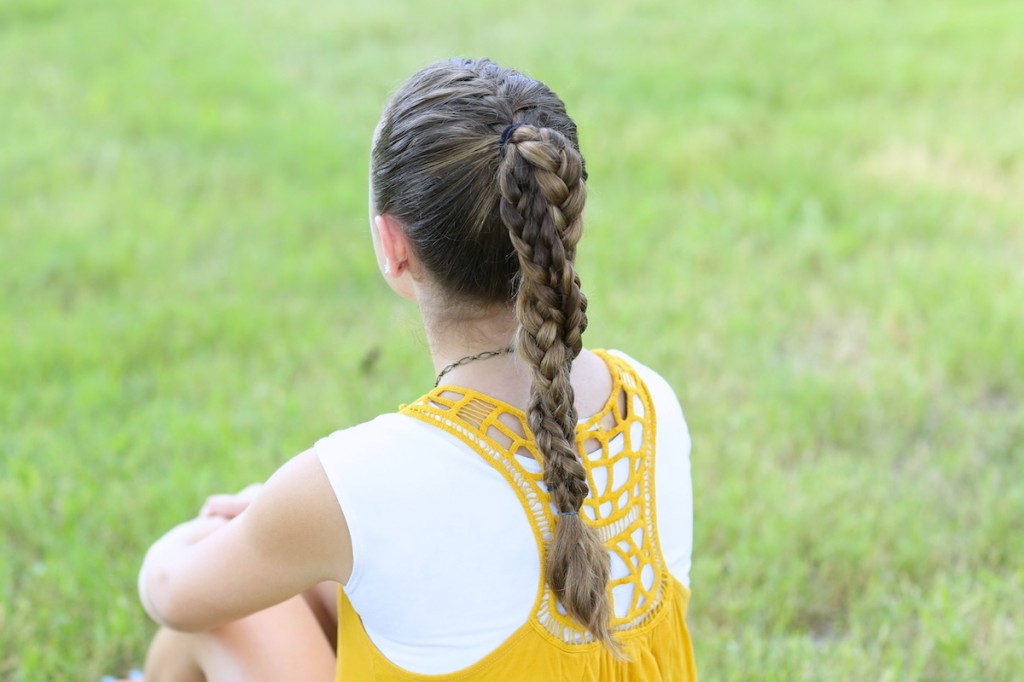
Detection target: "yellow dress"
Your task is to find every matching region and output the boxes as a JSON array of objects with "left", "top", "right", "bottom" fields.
[{"left": 335, "top": 351, "right": 697, "bottom": 681}]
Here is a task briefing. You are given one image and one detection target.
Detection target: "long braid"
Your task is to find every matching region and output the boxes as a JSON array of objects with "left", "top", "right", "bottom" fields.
[
  {"left": 498, "top": 124, "right": 617, "bottom": 651},
  {"left": 372, "top": 58, "right": 617, "bottom": 651}
]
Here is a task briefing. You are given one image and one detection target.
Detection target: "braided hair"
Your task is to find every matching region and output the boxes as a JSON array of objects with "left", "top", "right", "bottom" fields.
[{"left": 371, "top": 58, "right": 616, "bottom": 650}]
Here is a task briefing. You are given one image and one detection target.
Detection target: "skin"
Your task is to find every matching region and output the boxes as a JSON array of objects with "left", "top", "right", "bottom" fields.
[{"left": 126, "top": 212, "right": 613, "bottom": 681}]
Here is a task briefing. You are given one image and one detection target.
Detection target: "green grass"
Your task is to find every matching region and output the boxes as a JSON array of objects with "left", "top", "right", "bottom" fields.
[{"left": 2, "top": 0, "right": 1022, "bottom": 679}]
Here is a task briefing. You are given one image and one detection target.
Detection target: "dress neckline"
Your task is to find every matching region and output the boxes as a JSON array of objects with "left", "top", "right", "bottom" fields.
[{"left": 424, "top": 349, "right": 620, "bottom": 429}]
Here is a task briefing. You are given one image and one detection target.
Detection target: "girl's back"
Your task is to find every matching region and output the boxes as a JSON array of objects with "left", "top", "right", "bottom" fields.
[{"left": 318, "top": 350, "right": 695, "bottom": 680}]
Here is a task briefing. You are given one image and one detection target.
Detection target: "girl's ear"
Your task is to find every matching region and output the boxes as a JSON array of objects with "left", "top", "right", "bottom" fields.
[
  {"left": 374, "top": 213, "right": 412, "bottom": 277},
  {"left": 373, "top": 213, "right": 418, "bottom": 301}
]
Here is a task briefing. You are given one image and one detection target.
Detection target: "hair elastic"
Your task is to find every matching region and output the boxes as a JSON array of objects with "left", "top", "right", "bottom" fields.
[
  {"left": 557, "top": 510, "right": 579, "bottom": 516},
  {"left": 499, "top": 122, "right": 526, "bottom": 151}
]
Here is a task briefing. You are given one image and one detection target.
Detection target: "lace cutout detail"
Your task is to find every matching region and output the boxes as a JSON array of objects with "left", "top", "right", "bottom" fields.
[{"left": 400, "top": 352, "right": 670, "bottom": 646}]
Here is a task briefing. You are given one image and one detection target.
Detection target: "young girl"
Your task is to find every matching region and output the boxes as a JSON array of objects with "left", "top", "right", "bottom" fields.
[{"left": 122, "top": 57, "right": 696, "bottom": 681}]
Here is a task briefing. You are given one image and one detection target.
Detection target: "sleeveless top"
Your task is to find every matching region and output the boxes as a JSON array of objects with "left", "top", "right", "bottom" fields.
[{"left": 316, "top": 350, "right": 696, "bottom": 681}]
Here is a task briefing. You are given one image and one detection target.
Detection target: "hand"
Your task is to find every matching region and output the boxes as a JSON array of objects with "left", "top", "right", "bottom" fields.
[
  {"left": 200, "top": 483, "right": 263, "bottom": 520},
  {"left": 179, "top": 514, "right": 230, "bottom": 544}
]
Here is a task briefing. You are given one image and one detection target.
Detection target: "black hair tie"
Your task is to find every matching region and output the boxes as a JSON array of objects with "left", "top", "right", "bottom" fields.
[{"left": 499, "top": 122, "right": 526, "bottom": 151}]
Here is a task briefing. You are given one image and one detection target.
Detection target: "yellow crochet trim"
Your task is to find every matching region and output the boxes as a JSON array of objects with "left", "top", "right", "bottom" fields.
[{"left": 400, "top": 350, "right": 672, "bottom": 647}]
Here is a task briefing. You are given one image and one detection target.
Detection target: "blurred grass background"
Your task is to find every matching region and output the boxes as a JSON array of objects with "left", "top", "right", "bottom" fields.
[{"left": 1, "top": 0, "right": 1022, "bottom": 679}]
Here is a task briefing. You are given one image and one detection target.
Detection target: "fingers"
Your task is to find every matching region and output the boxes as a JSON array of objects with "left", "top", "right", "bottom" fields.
[
  {"left": 200, "top": 495, "right": 248, "bottom": 519},
  {"left": 199, "top": 484, "right": 264, "bottom": 519},
  {"left": 182, "top": 515, "right": 229, "bottom": 544}
]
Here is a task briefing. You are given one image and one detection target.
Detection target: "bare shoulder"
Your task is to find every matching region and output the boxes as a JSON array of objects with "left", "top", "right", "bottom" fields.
[{"left": 572, "top": 348, "right": 615, "bottom": 419}]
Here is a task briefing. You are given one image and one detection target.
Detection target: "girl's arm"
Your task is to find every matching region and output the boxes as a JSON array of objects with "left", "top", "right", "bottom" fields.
[
  {"left": 199, "top": 483, "right": 263, "bottom": 519},
  {"left": 138, "top": 449, "right": 351, "bottom": 633}
]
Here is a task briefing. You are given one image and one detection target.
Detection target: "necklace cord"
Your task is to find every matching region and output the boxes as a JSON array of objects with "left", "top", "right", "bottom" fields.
[{"left": 434, "top": 346, "right": 515, "bottom": 387}]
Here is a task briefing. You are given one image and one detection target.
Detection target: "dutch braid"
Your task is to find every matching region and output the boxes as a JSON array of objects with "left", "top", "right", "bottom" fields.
[
  {"left": 373, "top": 58, "right": 617, "bottom": 651},
  {"left": 498, "top": 124, "right": 617, "bottom": 651}
]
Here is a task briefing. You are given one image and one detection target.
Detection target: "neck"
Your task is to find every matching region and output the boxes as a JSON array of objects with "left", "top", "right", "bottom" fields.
[
  {"left": 419, "top": 295, "right": 531, "bottom": 402},
  {"left": 414, "top": 287, "right": 610, "bottom": 419},
  {"left": 422, "top": 301, "right": 516, "bottom": 373}
]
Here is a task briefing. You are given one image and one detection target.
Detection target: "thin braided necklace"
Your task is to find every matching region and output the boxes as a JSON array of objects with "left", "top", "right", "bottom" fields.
[{"left": 434, "top": 346, "right": 515, "bottom": 388}]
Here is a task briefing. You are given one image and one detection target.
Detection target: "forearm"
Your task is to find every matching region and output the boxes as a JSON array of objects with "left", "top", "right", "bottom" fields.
[
  {"left": 138, "top": 515, "right": 229, "bottom": 631},
  {"left": 135, "top": 452, "right": 349, "bottom": 632}
]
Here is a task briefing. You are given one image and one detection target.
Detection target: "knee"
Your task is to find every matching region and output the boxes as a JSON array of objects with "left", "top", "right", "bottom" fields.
[{"left": 143, "top": 628, "right": 203, "bottom": 682}]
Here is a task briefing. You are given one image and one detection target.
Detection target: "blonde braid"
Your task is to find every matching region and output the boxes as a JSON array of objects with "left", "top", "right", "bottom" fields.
[{"left": 498, "top": 124, "right": 618, "bottom": 651}]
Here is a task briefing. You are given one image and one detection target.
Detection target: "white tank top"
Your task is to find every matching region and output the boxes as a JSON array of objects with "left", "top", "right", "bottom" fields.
[{"left": 315, "top": 350, "right": 693, "bottom": 675}]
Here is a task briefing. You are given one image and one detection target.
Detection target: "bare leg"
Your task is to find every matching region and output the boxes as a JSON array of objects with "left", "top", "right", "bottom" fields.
[
  {"left": 302, "top": 580, "right": 340, "bottom": 650},
  {"left": 140, "top": 594, "right": 335, "bottom": 682},
  {"left": 141, "top": 629, "right": 204, "bottom": 682}
]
